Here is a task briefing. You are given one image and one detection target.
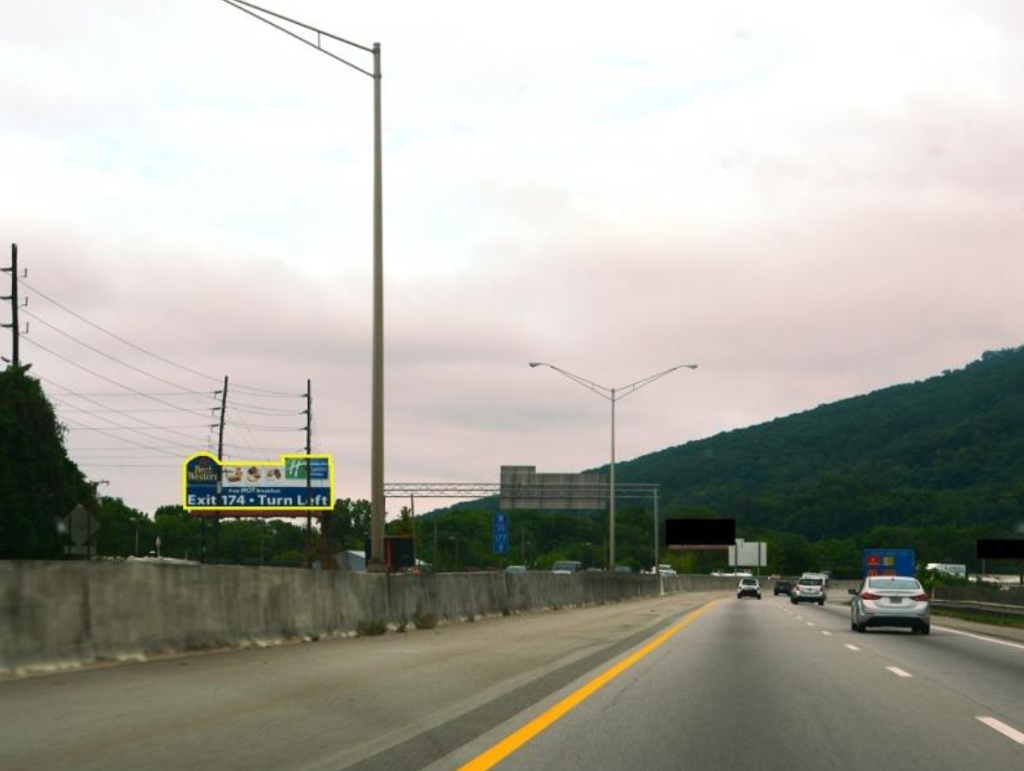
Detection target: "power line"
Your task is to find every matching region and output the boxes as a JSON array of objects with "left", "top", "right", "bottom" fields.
[
  {"left": 21, "top": 278, "right": 303, "bottom": 397},
  {"left": 26, "top": 338, "right": 217, "bottom": 419},
  {"left": 41, "top": 375, "right": 214, "bottom": 451},
  {"left": 48, "top": 392, "right": 217, "bottom": 399},
  {"left": 52, "top": 405, "right": 204, "bottom": 414},
  {"left": 60, "top": 415, "right": 190, "bottom": 456},
  {"left": 22, "top": 308, "right": 214, "bottom": 396}
]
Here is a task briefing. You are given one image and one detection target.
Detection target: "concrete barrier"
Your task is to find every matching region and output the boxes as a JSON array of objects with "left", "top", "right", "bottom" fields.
[{"left": 0, "top": 561, "right": 736, "bottom": 678}]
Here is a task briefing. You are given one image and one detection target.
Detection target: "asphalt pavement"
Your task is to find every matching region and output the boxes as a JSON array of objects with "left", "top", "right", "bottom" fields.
[
  {"left": 434, "top": 595, "right": 1024, "bottom": 771},
  {"left": 3, "top": 591, "right": 1024, "bottom": 771}
]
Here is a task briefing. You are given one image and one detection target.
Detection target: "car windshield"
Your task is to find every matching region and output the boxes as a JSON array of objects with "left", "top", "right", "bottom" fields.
[
  {"left": 867, "top": 578, "right": 921, "bottom": 591},
  {"left": 799, "top": 578, "right": 822, "bottom": 586},
  {"left": 741, "top": 579, "right": 756, "bottom": 585}
]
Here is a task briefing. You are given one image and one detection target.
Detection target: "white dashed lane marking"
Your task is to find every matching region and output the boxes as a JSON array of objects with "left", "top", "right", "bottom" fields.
[
  {"left": 886, "top": 666, "right": 913, "bottom": 678},
  {"left": 821, "top": 631, "right": 833, "bottom": 637},
  {"left": 844, "top": 644, "right": 861, "bottom": 652},
  {"left": 977, "top": 717, "right": 1024, "bottom": 745},
  {"left": 805, "top": 622, "right": 814, "bottom": 627}
]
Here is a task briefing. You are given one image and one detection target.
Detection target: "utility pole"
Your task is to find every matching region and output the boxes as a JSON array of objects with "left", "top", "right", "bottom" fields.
[
  {"left": 2, "top": 243, "right": 26, "bottom": 367},
  {"left": 305, "top": 378, "right": 313, "bottom": 564},
  {"left": 214, "top": 375, "right": 228, "bottom": 562}
]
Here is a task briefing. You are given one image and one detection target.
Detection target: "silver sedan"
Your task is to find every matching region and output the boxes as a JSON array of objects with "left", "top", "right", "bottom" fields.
[{"left": 849, "top": 576, "right": 931, "bottom": 635}]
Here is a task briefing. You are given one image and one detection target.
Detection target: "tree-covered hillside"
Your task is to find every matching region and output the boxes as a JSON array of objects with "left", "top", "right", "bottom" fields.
[{"left": 615, "top": 347, "right": 1024, "bottom": 539}]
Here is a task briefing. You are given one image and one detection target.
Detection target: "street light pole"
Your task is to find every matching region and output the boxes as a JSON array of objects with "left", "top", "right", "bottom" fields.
[
  {"left": 529, "top": 362, "right": 697, "bottom": 568},
  {"left": 218, "top": 0, "right": 387, "bottom": 569},
  {"left": 370, "top": 40, "right": 386, "bottom": 571},
  {"left": 610, "top": 387, "right": 615, "bottom": 569}
]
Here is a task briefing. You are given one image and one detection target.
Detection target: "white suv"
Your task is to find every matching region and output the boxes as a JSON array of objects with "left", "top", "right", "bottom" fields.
[
  {"left": 790, "top": 577, "right": 826, "bottom": 605},
  {"left": 737, "top": 577, "right": 762, "bottom": 599}
]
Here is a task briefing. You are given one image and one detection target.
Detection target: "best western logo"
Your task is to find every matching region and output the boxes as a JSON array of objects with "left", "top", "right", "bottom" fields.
[{"left": 188, "top": 462, "right": 219, "bottom": 483}]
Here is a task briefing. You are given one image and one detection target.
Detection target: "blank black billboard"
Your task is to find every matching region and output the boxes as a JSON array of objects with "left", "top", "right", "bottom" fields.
[
  {"left": 364, "top": 536, "right": 416, "bottom": 568},
  {"left": 977, "top": 539, "right": 1024, "bottom": 560},
  {"left": 665, "top": 518, "right": 735, "bottom": 547}
]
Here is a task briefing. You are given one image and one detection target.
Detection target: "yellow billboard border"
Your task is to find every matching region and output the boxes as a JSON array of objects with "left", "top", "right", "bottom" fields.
[{"left": 183, "top": 451, "right": 335, "bottom": 511}]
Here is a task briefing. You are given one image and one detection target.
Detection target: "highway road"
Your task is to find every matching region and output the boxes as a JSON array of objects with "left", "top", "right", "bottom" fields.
[{"left": 2, "top": 592, "right": 1024, "bottom": 771}]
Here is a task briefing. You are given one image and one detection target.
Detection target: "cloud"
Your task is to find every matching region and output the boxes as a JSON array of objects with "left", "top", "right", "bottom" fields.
[{"left": 2, "top": 1, "right": 1023, "bottom": 514}]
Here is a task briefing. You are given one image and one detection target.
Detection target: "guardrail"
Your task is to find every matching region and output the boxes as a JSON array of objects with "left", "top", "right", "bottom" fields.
[{"left": 929, "top": 598, "right": 1024, "bottom": 618}]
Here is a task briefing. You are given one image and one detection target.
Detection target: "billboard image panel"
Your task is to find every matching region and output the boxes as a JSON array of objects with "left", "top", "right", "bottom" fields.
[
  {"left": 977, "top": 539, "right": 1024, "bottom": 560},
  {"left": 183, "top": 453, "right": 334, "bottom": 511},
  {"left": 665, "top": 518, "right": 735, "bottom": 548}
]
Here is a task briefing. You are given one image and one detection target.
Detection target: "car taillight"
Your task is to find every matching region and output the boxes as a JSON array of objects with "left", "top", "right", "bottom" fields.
[
  {"left": 912, "top": 593, "right": 930, "bottom": 601},
  {"left": 861, "top": 591, "right": 881, "bottom": 600}
]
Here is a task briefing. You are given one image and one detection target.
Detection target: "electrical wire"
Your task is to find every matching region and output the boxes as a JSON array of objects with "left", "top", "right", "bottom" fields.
[
  {"left": 21, "top": 278, "right": 304, "bottom": 397},
  {"left": 25, "top": 338, "right": 218, "bottom": 419},
  {"left": 22, "top": 308, "right": 214, "bottom": 396},
  {"left": 41, "top": 375, "right": 213, "bottom": 451}
]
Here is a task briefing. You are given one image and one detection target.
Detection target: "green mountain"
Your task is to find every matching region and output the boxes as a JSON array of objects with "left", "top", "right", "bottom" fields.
[{"left": 614, "top": 346, "right": 1024, "bottom": 540}]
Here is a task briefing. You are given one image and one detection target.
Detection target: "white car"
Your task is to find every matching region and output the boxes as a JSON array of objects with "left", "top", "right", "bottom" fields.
[
  {"left": 849, "top": 576, "right": 931, "bottom": 635},
  {"left": 790, "top": 577, "right": 826, "bottom": 605},
  {"left": 657, "top": 564, "right": 678, "bottom": 576},
  {"left": 737, "top": 577, "right": 761, "bottom": 599}
]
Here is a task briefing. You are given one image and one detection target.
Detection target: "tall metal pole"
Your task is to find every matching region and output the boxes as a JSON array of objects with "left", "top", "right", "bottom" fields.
[
  {"left": 217, "top": 0, "right": 386, "bottom": 570},
  {"left": 530, "top": 362, "right": 695, "bottom": 572},
  {"left": 653, "top": 487, "right": 659, "bottom": 574},
  {"left": 369, "top": 41, "right": 386, "bottom": 570},
  {"left": 410, "top": 494, "right": 417, "bottom": 566},
  {"left": 609, "top": 388, "right": 616, "bottom": 569}
]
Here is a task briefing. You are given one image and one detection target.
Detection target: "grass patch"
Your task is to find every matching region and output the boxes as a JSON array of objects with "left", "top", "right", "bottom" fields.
[
  {"left": 931, "top": 607, "right": 1024, "bottom": 629},
  {"left": 412, "top": 612, "right": 437, "bottom": 630},
  {"left": 356, "top": 620, "right": 387, "bottom": 637}
]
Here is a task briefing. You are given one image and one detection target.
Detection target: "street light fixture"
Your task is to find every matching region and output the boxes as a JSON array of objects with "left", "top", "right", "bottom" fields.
[
  {"left": 529, "top": 362, "right": 697, "bottom": 568},
  {"left": 218, "top": 0, "right": 388, "bottom": 569}
]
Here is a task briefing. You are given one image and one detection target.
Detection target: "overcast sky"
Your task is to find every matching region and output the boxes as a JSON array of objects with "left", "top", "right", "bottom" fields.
[{"left": 2, "top": 0, "right": 1023, "bottom": 515}]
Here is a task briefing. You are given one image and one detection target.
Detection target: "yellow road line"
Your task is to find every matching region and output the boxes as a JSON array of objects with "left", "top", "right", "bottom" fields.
[{"left": 455, "top": 599, "right": 721, "bottom": 771}]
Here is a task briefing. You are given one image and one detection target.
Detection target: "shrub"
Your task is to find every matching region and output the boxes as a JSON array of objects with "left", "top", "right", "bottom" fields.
[
  {"left": 357, "top": 620, "right": 387, "bottom": 637},
  {"left": 412, "top": 612, "right": 437, "bottom": 630}
]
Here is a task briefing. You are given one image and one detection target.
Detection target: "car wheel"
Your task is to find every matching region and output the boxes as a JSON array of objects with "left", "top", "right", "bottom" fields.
[
  {"left": 757, "top": 595, "right": 761, "bottom": 600},
  {"left": 920, "top": 623, "right": 930, "bottom": 636},
  {"left": 818, "top": 599, "right": 825, "bottom": 606},
  {"left": 790, "top": 598, "right": 797, "bottom": 605},
  {"left": 856, "top": 622, "right": 866, "bottom": 633},
  {"left": 850, "top": 618, "right": 856, "bottom": 631}
]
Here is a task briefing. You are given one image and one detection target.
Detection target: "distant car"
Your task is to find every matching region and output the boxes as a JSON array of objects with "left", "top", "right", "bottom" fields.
[
  {"left": 614, "top": 565, "right": 633, "bottom": 573},
  {"left": 504, "top": 565, "right": 527, "bottom": 574},
  {"left": 790, "top": 577, "right": 826, "bottom": 605},
  {"left": 657, "top": 564, "right": 678, "bottom": 576},
  {"left": 585, "top": 567, "right": 604, "bottom": 573},
  {"left": 850, "top": 576, "right": 931, "bottom": 635},
  {"left": 773, "top": 579, "right": 793, "bottom": 596},
  {"left": 551, "top": 560, "right": 582, "bottom": 575},
  {"left": 737, "top": 577, "right": 761, "bottom": 599}
]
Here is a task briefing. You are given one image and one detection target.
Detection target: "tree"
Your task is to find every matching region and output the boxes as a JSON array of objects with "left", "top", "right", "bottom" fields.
[{"left": 0, "top": 366, "right": 97, "bottom": 558}]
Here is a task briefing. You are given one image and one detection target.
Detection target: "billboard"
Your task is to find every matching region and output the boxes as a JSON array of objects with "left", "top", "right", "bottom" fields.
[
  {"left": 365, "top": 536, "right": 415, "bottom": 569},
  {"left": 729, "top": 539, "right": 767, "bottom": 567},
  {"left": 665, "top": 518, "right": 735, "bottom": 549},
  {"left": 499, "top": 466, "right": 607, "bottom": 510},
  {"left": 977, "top": 539, "right": 1024, "bottom": 560},
  {"left": 183, "top": 452, "right": 334, "bottom": 511}
]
